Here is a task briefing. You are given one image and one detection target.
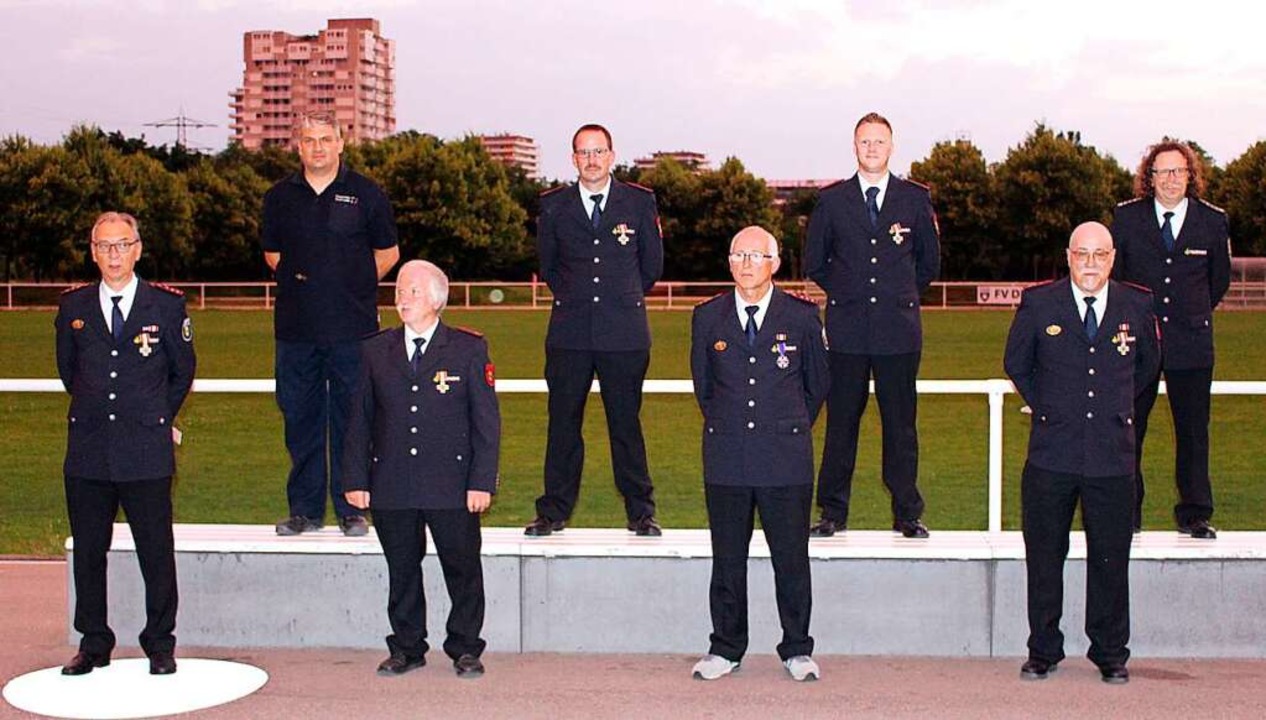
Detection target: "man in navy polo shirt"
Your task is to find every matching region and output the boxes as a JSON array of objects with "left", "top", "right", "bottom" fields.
[{"left": 262, "top": 111, "right": 400, "bottom": 537}]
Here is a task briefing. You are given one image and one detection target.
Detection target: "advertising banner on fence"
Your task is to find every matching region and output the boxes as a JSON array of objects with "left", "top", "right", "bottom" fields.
[{"left": 976, "top": 284, "right": 1026, "bottom": 305}]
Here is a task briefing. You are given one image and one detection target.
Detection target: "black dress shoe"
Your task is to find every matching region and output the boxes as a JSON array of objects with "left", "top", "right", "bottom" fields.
[
  {"left": 61, "top": 651, "right": 110, "bottom": 676},
  {"left": 1019, "top": 658, "right": 1057, "bottom": 680},
  {"left": 1099, "top": 663, "right": 1129, "bottom": 684},
  {"left": 893, "top": 518, "right": 930, "bottom": 539},
  {"left": 809, "top": 518, "right": 844, "bottom": 538},
  {"left": 377, "top": 653, "right": 426, "bottom": 676},
  {"left": 524, "top": 517, "right": 565, "bottom": 537},
  {"left": 628, "top": 516, "right": 662, "bottom": 537},
  {"left": 149, "top": 652, "right": 177, "bottom": 675},
  {"left": 1178, "top": 519, "right": 1217, "bottom": 539},
  {"left": 454, "top": 653, "right": 485, "bottom": 678},
  {"left": 339, "top": 515, "right": 369, "bottom": 537}
]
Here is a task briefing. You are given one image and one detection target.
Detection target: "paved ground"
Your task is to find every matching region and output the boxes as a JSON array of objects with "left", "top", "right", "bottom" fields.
[{"left": 2, "top": 560, "right": 1263, "bottom": 719}]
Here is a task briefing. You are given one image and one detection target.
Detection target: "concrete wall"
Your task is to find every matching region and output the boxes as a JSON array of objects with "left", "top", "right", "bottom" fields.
[{"left": 72, "top": 526, "right": 1266, "bottom": 657}]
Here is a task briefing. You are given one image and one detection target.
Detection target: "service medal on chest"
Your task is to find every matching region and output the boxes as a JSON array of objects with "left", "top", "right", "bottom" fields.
[{"left": 613, "top": 223, "right": 635, "bottom": 246}]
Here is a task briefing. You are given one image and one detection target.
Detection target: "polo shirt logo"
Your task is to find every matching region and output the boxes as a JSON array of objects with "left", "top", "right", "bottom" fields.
[{"left": 334, "top": 194, "right": 359, "bottom": 205}]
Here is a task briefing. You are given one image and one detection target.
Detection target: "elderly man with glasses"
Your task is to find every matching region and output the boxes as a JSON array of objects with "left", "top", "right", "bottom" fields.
[
  {"left": 525, "top": 123, "right": 665, "bottom": 537},
  {"left": 689, "top": 226, "right": 829, "bottom": 682},
  {"left": 54, "top": 211, "right": 196, "bottom": 676},
  {"left": 1005, "top": 222, "right": 1160, "bottom": 685}
]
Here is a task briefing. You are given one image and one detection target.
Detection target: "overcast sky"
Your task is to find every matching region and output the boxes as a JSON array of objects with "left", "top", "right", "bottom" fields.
[{"left": 3, "top": 0, "right": 1264, "bottom": 181}]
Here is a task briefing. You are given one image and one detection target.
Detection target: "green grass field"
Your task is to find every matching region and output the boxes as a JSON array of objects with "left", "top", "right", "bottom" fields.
[{"left": 2, "top": 308, "right": 1263, "bottom": 555}]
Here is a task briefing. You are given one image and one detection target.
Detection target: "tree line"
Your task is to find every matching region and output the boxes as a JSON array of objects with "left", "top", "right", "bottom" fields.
[{"left": 2, "top": 124, "right": 1262, "bottom": 283}]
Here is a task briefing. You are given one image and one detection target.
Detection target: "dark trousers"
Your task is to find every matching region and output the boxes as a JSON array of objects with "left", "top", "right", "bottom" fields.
[
  {"left": 1134, "top": 367, "right": 1214, "bottom": 528},
  {"left": 705, "top": 483, "right": 813, "bottom": 662},
  {"left": 372, "top": 507, "right": 486, "bottom": 661},
  {"left": 1021, "top": 463, "right": 1132, "bottom": 668},
  {"left": 65, "top": 475, "right": 176, "bottom": 657},
  {"left": 275, "top": 339, "right": 361, "bottom": 520},
  {"left": 816, "top": 351, "right": 923, "bottom": 523},
  {"left": 538, "top": 348, "right": 655, "bottom": 523}
]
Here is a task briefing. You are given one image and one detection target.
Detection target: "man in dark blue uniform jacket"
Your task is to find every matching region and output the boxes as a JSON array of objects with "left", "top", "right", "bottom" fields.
[
  {"left": 525, "top": 123, "right": 665, "bottom": 537},
  {"left": 1005, "top": 222, "right": 1160, "bottom": 685},
  {"left": 262, "top": 111, "right": 400, "bottom": 538},
  {"left": 1110, "top": 140, "right": 1232, "bottom": 538},
  {"left": 803, "top": 112, "right": 940, "bottom": 539},
  {"left": 689, "top": 226, "right": 829, "bottom": 683},
  {"left": 343, "top": 260, "right": 500, "bottom": 678},
  {"left": 54, "top": 212, "right": 196, "bottom": 677}
]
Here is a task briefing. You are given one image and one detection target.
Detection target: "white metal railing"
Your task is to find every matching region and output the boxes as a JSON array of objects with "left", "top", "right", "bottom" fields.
[
  {"left": 4, "top": 378, "right": 1262, "bottom": 533},
  {"left": 5, "top": 280, "right": 1266, "bottom": 310}
]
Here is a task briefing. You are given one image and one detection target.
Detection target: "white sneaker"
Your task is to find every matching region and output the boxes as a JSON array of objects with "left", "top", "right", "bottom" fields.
[
  {"left": 783, "top": 655, "right": 820, "bottom": 682},
  {"left": 691, "top": 654, "right": 739, "bottom": 680}
]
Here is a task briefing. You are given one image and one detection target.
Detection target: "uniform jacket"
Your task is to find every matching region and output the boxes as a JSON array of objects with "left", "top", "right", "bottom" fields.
[
  {"left": 690, "top": 287, "right": 829, "bottom": 487},
  {"left": 1110, "top": 197, "right": 1232, "bottom": 370},
  {"left": 537, "top": 179, "right": 664, "bottom": 352},
  {"left": 803, "top": 175, "right": 941, "bottom": 355},
  {"left": 55, "top": 280, "right": 196, "bottom": 482},
  {"left": 1004, "top": 279, "right": 1161, "bottom": 478},
  {"left": 342, "top": 323, "right": 501, "bottom": 510}
]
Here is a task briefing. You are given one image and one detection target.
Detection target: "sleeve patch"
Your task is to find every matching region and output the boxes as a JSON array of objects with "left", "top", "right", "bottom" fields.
[
  {"left": 484, "top": 363, "right": 496, "bottom": 387},
  {"left": 181, "top": 317, "right": 193, "bottom": 342}
]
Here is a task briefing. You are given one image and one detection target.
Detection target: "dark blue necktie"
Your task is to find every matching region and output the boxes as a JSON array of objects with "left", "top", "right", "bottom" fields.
[
  {"left": 110, "top": 295, "right": 124, "bottom": 344},
  {"left": 865, "top": 186, "right": 880, "bottom": 229},
  {"left": 590, "top": 193, "right": 604, "bottom": 229},
  {"left": 1084, "top": 296, "right": 1099, "bottom": 341},
  {"left": 744, "top": 305, "right": 759, "bottom": 347},
  {"left": 1161, "top": 211, "right": 1176, "bottom": 252},
  {"left": 410, "top": 337, "right": 425, "bottom": 376}
]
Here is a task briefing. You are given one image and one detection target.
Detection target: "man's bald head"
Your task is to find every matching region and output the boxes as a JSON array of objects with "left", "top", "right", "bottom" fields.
[{"left": 1066, "top": 221, "right": 1116, "bottom": 295}]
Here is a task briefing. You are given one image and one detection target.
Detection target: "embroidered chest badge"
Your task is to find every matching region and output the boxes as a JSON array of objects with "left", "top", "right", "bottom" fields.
[
  {"left": 433, "top": 370, "right": 461, "bottom": 394},
  {"left": 1111, "top": 323, "right": 1136, "bottom": 356},
  {"left": 889, "top": 223, "right": 911, "bottom": 245},
  {"left": 1046, "top": 325, "right": 1062, "bottom": 336},
  {"left": 613, "top": 223, "right": 635, "bottom": 246}
]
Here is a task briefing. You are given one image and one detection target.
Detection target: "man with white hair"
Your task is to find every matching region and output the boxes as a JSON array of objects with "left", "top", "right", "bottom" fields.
[
  {"left": 689, "top": 226, "right": 829, "bottom": 682},
  {"left": 343, "top": 259, "right": 500, "bottom": 678}
]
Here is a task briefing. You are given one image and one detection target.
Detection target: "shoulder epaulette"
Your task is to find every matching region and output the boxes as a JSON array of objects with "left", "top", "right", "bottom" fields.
[
  {"left": 539, "top": 184, "right": 569, "bottom": 197},
  {"left": 149, "top": 278, "right": 184, "bottom": 294},
  {"left": 149, "top": 281, "right": 185, "bottom": 297},
  {"left": 904, "top": 177, "right": 931, "bottom": 192},
  {"left": 1119, "top": 280, "right": 1154, "bottom": 295},
  {"left": 696, "top": 291, "right": 728, "bottom": 307},
  {"left": 1197, "top": 198, "right": 1226, "bottom": 214},
  {"left": 1116, "top": 197, "right": 1145, "bottom": 208},
  {"left": 61, "top": 282, "right": 92, "bottom": 295},
  {"left": 785, "top": 291, "right": 821, "bottom": 308},
  {"left": 452, "top": 325, "right": 485, "bottom": 338},
  {"left": 368, "top": 327, "right": 393, "bottom": 339},
  {"left": 624, "top": 181, "right": 655, "bottom": 195},
  {"left": 820, "top": 178, "right": 847, "bottom": 191},
  {"left": 1024, "top": 279, "right": 1059, "bottom": 292}
]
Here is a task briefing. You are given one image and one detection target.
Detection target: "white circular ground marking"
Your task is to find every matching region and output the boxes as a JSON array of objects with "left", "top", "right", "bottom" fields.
[
  {"left": 3, "top": 658, "right": 268, "bottom": 719},
  {"left": 488, "top": 288, "right": 505, "bottom": 304}
]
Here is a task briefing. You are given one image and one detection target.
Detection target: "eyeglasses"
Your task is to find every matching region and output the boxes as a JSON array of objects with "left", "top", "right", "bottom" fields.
[
  {"left": 1069, "top": 249, "right": 1113, "bottom": 264},
  {"left": 92, "top": 241, "right": 138, "bottom": 255},
  {"left": 729, "top": 252, "right": 776, "bottom": 265},
  {"left": 573, "top": 148, "right": 610, "bottom": 159},
  {"left": 1150, "top": 167, "right": 1189, "bottom": 180},
  {"left": 395, "top": 287, "right": 426, "bottom": 300}
]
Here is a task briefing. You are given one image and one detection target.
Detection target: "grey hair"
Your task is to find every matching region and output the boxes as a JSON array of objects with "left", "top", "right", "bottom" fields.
[
  {"left": 728, "top": 226, "right": 779, "bottom": 256},
  {"left": 91, "top": 211, "right": 141, "bottom": 243},
  {"left": 400, "top": 259, "right": 450, "bottom": 313}
]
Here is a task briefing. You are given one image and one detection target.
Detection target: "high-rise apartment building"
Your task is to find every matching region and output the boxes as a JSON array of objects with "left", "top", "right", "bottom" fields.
[
  {"left": 634, "top": 150, "right": 710, "bottom": 172},
  {"left": 229, "top": 18, "right": 395, "bottom": 149},
  {"left": 478, "top": 134, "right": 540, "bottom": 179}
]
